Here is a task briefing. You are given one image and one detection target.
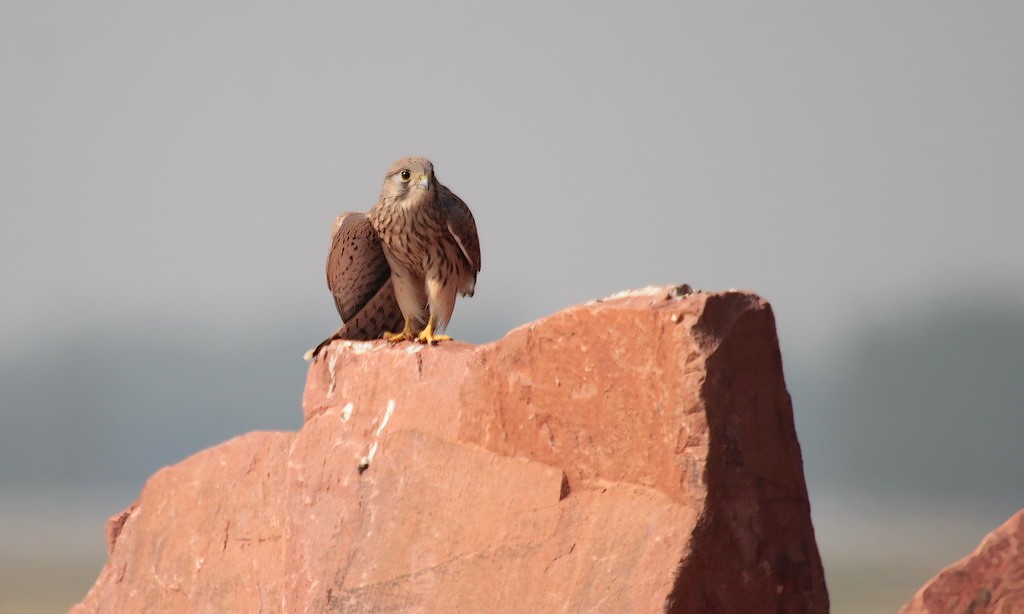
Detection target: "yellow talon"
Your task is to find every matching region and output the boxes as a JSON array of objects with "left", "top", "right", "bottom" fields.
[
  {"left": 383, "top": 318, "right": 415, "bottom": 343},
  {"left": 415, "top": 316, "right": 452, "bottom": 345}
]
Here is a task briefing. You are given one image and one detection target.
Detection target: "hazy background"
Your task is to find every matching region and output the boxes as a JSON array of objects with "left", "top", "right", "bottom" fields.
[{"left": 2, "top": 2, "right": 1022, "bottom": 612}]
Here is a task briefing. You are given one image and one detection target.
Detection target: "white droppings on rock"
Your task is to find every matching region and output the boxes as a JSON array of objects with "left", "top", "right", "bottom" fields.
[
  {"left": 587, "top": 286, "right": 663, "bottom": 305},
  {"left": 376, "top": 400, "right": 396, "bottom": 436},
  {"left": 359, "top": 441, "right": 379, "bottom": 471},
  {"left": 600, "top": 286, "right": 667, "bottom": 301},
  {"left": 359, "top": 400, "right": 397, "bottom": 471},
  {"left": 327, "top": 352, "right": 339, "bottom": 397},
  {"left": 340, "top": 340, "right": 387, "bottom": 355}
]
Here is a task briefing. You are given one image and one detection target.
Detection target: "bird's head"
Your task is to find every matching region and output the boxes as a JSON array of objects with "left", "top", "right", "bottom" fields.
[{"left": 381, "top": 156, "right": 435, "bottom": 205}]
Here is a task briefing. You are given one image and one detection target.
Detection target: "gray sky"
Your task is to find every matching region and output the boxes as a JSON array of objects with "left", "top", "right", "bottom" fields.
[
  {"left": 3, "top": 2, "right": 1022, "bottom": 356},
  {"left": 2, "top": 3, "right": 1024, "bottom": 610}
]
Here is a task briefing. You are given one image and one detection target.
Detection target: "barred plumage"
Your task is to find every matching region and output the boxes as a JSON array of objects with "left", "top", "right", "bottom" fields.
[
  {"left": 306, "top": 157, "right": 480, "bottom": 360},
  {"left": 368, "top": 157, "right": 481, "bottom": 343}
]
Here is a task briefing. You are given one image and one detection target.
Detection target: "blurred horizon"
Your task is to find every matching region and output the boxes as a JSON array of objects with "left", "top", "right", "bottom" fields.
[
  {"left": 4, "top": 288, "right": 1023, "bottom": 611},
  {"left": 3, "top": 2, "right": 1023, "bottom": 612}
]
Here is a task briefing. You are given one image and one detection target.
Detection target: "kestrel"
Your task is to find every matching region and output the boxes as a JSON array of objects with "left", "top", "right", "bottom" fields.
[
  {"left": 307, "top": 157, "right": 479, "bottom": 359},
  {"left": 368, "top": 157, "right": 481, "bottom": 344}
]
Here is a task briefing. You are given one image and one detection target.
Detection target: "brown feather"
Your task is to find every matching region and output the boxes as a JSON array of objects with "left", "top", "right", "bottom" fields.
[
  {"left": 309, "top": 212, "right": 404, "bottom": 359},
  {"left": 439, "top": 185, "right": 482, "bottom": 277},
  {"left": 326, "top": 213, "right": 392, "bottom": 321}
]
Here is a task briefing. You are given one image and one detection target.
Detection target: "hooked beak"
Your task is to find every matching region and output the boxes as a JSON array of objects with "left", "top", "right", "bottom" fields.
[{"left": 415, "top": 173, "right": 431, "bottom": 190}]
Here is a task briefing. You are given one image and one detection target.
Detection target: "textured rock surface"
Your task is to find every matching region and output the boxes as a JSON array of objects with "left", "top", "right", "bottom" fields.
[
  {"left": 901, "top": 509, "right": 1024, "bottom": 613},
  {"left": 73, "top": 287, "right": 828, "bottom": 613}
]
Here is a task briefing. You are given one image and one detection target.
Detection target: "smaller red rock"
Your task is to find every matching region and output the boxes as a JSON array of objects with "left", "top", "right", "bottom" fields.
[{"left": 901, "top": 509, "right": 1024, "bottom": 613}]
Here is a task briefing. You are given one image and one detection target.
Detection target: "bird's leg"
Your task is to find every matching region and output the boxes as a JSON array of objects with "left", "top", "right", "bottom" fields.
[
  {"left": 415, "top": 314, "right": 452, "bottom": 345},
  {"left": 383, "top": 317, "right": 416, "bottom": 342}
]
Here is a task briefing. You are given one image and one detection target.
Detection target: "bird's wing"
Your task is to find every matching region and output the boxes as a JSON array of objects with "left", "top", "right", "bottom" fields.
[
  {"left": 308, "top": 212, "right": 406, "bottom": 359},
  {"left": 439, "top": 186, "right": 481, "bottom": 273},
  {"left": 338, "top": 277, "right": 406, "bottom": 340},
  {"left": 306, "top": 277, "right": 406, "bottom": 360},
  {"left": 326, "top": 212, "right": 393, "bottom": 322}
]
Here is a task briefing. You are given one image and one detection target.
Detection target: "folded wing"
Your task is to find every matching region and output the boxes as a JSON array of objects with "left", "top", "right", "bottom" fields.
[
  {"left": 328, "top": 212, "right": 393, "bottom": 322},
  {"left": 439, "top": 186, "right": 481, "bottom": 296},
  {"left": 308, "top": 213, "right": 404, "bottom": 358}
]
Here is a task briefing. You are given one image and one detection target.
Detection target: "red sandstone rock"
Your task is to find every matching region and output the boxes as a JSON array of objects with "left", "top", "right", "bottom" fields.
[
  {"left": 72, "top": 287, "right": 828, "bottom": 613},
  {"left": 901, "top": 509, "right": 1024, "bottom": 613}
]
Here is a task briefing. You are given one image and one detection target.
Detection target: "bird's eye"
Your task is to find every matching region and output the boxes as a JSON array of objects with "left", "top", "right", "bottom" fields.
[{"left": 399, "top": 170, "right": 411, "bottom": 181}]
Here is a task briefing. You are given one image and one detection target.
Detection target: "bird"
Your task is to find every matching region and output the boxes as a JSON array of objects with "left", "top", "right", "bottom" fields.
[
  {"left": 306, "top": 157, "right": 479, "bottom": 359},
  {"left": 367, "top": 157, "right": 481, "bottom": 344}
]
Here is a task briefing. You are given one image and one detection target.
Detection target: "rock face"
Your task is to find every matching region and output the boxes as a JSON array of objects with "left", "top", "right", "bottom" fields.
[
  {"left": 901, "top": 509, "right": 1024, "bottom": 613},
  {"left": 73, "top": 287, "right": 828, "bottom": 613}
]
